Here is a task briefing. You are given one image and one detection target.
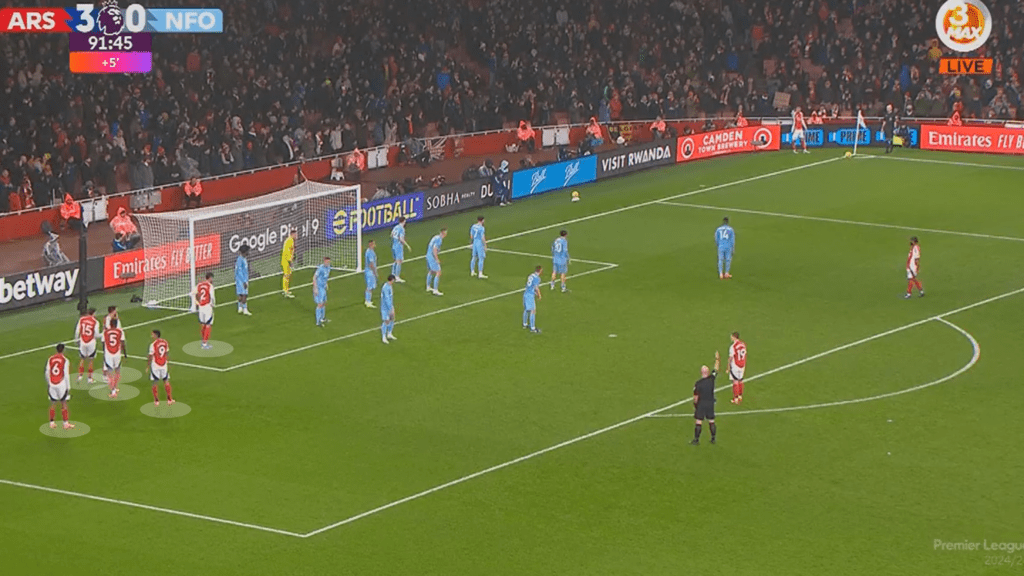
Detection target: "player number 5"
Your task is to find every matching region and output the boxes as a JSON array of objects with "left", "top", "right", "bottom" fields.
[{"left": 75, "top": 3, "right": 95, "bottom": 33}]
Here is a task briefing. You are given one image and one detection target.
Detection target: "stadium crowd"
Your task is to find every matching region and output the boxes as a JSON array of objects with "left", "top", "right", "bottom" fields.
[{"left": 2, "top": 0, "right": 1022, "bottom": 213}]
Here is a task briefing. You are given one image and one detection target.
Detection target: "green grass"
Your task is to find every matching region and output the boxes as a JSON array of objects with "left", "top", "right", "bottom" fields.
[{"left": 2, "top": 149, "right": 1024, "bottom": 575}]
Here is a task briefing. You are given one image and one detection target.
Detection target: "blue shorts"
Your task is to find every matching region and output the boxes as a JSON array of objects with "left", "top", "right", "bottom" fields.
[
  {"left": 314, "top": 290, "right": 327, "bottom": 305},
  {"left": 235, "top": 281, "right": 247, "bottom": 296},
  {"left": 392, "top": 245, "right": 404, "bottom": 261},
  {"left": 365, "top": 272, "right": 377, "bottom": 291},
  {"left": 380, "top": 306, "right": 393, "bottom": 321},
  {"left": 552, "top": 260, "right": 568, "bottom": 275},
  {"left": 523, "top": 296, "right": 536, "bottom": 311},
  {"left": 472, "top": 244, "right": 486, "bottom": 260},
  {"left": 427, "top": 258, "right": 441, "bottom": 273},
  {"left": 718, "top": 246, "right": 733, "bottom": 258}
]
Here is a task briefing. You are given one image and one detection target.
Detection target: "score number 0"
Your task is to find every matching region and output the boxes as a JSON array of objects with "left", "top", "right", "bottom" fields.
[{"left": 73, "top": 3, "right": 147, "bottom": 33}]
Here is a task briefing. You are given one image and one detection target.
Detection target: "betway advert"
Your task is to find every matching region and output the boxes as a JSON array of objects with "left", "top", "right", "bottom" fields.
[
  {"left": 920, "top": 124, "right": 1024, "bottom": 155},
  {"left": 676, "top": 125, "right": 781, "bottom": 163},
  {"left": 103, "top": 233, "right": 221, "bottom": 288}
]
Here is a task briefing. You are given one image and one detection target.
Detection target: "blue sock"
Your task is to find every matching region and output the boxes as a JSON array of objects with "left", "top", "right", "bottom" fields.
[
  {"left": 718, "top": 253, "right": 724, "bottom": 275},
  {"left": 433, "top": 274, "right": 440, "bottom": 291},
  {"left": 523, "top": 310, "right": 529, "bottom": 326},
  {"left": 561, "top": 279, "right": 566, "bottom": 290},
  {"left": 426, "top": 272, "right": 433, "bottom": 289},
  {"left": 387, "top": 321, "right": 394, "bottom": 336},
  {"left": 478, "top": 259, "right": 484, "bottom": 275},
  {"left": 365, "top": 289, "right": 371, "bottom": 302},
  {"left": 316, "top": 307, "right": 322, "bottom": 324},
  {"left": 725, "top": 253, "right": 732, "bottom": 274},
  {"left": 529, "top": 311, "right": 536, "bottom": 330},
  {"left": 395, "top": 262, "right": 402, "bottom": 277},
  {"left": 381, "top": 322, "right": 388, "bottom": 338},
  {"left": 470, "top": 257, "right": 476, "bottom": 274}
]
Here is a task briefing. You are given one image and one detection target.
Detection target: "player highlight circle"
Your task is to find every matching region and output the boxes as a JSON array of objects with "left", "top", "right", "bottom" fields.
[{"left": 182, "top": 340, "right": 234, "bottom": 358}]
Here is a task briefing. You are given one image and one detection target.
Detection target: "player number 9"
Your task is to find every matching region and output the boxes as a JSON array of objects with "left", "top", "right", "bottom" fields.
[{"left": 124, "top": 4, "right": 146, "bottom": 33}]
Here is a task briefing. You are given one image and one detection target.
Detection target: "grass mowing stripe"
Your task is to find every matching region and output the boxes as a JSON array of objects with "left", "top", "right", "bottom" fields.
[
  {"left": 648, "top": 317, "right": 981, "bottom": 417},
  {"left": 657, "top": 201, "right": 1024, "bottom": 243},
  {"left": 299, "top": 285, "right": 1018, "bottom": 538}
]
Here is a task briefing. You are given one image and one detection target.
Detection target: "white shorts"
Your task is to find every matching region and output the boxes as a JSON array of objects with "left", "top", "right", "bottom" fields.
[
  {"left": 104, "top": 353, "right": 122, "bottom": 371},
  {"left": 793, "top": 129, "right": 805, "bottom": 141},
  {"left": 198, "top": 305, "right": 214, "bottom": 325},
  {"left": 730, "top": 363, "right": 745, "bottom": 381},
  {"left": 906, "top": 267, "right": 918, "bottom": 279},
  {"left": 48, "top": 382, "right": 70, "bottom": 402},
  {"left": 79, "top": 340, "right": 97, "bottom": 359},
  {"left": 150, "top": 364, "right": 169, "bottom": 381}
]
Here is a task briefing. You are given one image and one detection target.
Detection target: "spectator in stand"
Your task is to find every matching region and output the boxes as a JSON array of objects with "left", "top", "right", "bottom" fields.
[
  {"left": 183, "top": 177, "right": 202, "bottom": 209},
  {"left": 9, "top": 186, "right": 23, "bottom": 212},
  {"left": 734, "top": 111, "right": 749, "bottom": 127},
  {"left": 650, "top": 116, "right": 667, "bottom": 140},
  {"left": 110, "top": 207, "right": 140, "bottom": 249},
  {"left": 0, "top": 170, "right": 14, "bottom": 212},
  {"left": 516, "top": 121, "right": 536, "bottom": 153},
  {"left": 19, "top": 178, "right": 36, "bottom": 209},
  {"left": 585, "top": 117, "right": 605, "bottom": 149},
  {"left": 58, "top": 194, "right": 82, "bottom": 232},
  {"left": 948, "top": 109, "right": 963, "bottom": 126},
  {"left": 345, "top": 148, "right": 367, "bottom": 181}
]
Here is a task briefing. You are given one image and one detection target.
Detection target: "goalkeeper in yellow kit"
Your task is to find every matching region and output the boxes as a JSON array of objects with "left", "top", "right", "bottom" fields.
[{"left": 281, "top": 228, "right": 297, "bottom": 298}]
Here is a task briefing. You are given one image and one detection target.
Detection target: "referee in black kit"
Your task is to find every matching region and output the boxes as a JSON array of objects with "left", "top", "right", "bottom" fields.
[
  {"left": 691, "top": 351, "right": 721, "bottom": 445},
  {"left": 882, "top": 103, "right": 899, "bottom": 154}
]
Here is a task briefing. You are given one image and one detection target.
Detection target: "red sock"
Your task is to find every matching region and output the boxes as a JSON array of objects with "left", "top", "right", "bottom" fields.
[
  {"left": 78, "top": 364, "right": 84, "bottom": 376},
  {"left": 915, "top": 279, "right": 923, "bottom": 291},
  {"left": 738, "top": 381, "right": 744, "bottom": 396},
  {"left": 152, "top": 384, "right": 160, "bottom": 401},
  {"left": 164, "top": 382, "right": 173, "bottom": 402},
  {"left": 49, "top": 407, "right": 56, "bottom": 421},
  {"left": 732, "top": 382, "right": 740, "bottom": 398},
  {"left": 88, "top": 366, "right": 93, "bottom": 377},
  {"left": 906, "top": 279, "right": 914, "bottom": 293},
  {"left": 61, "top": 407, "right": 69, "bottom": 422}
]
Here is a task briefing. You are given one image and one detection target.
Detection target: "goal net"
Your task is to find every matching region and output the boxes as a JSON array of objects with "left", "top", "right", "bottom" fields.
[{"left": 134, "top": 181, "right": 362, "bottom": 310}]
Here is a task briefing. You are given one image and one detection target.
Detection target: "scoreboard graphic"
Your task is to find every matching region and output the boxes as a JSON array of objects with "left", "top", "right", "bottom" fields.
[{"left": 0, "top": 1, "right": 222, "bottom": 74}]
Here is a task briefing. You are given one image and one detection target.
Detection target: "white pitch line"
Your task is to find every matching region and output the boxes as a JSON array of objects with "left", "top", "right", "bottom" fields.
[
  {"left": 124, "top": 354, "right": 227, "bottom": 373},
  {"left": 869, "top": 154, "right": 1024, "bottom": 172},
  {"left": 658, "top": 201, "right": 1024, "bottom": 243},
  {"left": 0, "top": 158, "right": 836, "bottom": 364},
  {"left": 487, "top": 248, "right": 619, "bottom": 268},
  {"left": 0, "top": 479, "right": 304, "bottom": 538},
  {"left": 648, "top": 317, "right": 980, "bottom": 418},
  {"left": 300, "top": 285, "right": 1019, "bottom": 538},
  {"left": 223, "top": 263, "right": 618, "bottom": 372}
]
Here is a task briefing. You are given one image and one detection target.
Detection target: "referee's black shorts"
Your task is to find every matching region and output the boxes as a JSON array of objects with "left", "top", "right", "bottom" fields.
[{"left": 694, "top": 403, "right": 715, "bottom": 421}]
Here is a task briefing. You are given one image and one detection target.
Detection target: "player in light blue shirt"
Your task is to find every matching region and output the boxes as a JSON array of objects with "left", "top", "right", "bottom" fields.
[
  {"left": 715, "top": 216, "right": 736, "bottom": 279},
  {"left": 470, "top": 216, "right": 488, "bottom": 279},
  {"left": 425, "top": 228, "right": 447, "bottom": 296},
  {"left": 234, "top": 243, "right": 252, "bottom": 315},
  {"left": 313, "top": 256, "right": 331, "bottom": 326},
  {"left": 380, "top": 274, "right": 397, "bottom": 344},
  {"left": 550, "top": 230, "right": 570, "bottom": 292},
  {"left": 523, "top": 266, "right": 543, "bottom": 333},
  {"left": 364, "top": 240, "right": 378, "bottom": 308},
  {"left": 390, "top": 217, "right": 411, "bottom": 282}
]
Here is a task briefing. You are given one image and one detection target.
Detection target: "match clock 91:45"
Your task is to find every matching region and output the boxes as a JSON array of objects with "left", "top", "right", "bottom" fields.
[
  {"left": 69, "top": 32, "right": 151, "bottom": 52},
  {"left": 69, "top": 32, "right": 152, "bottom": 74}
]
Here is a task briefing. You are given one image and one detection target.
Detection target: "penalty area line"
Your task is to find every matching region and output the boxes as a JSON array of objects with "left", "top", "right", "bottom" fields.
[{"left": 0, "top": 479, "right": 305, "bottom": 538}]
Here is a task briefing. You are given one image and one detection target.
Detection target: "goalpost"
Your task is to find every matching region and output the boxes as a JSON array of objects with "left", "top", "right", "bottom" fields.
[{"left": 134, "top": 181, "right": 362, "bottom": 311}]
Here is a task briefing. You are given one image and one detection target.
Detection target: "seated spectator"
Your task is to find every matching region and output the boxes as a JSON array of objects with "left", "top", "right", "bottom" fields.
[
  {"left": 734, "top": 111, "right": 749, "bottom": 127},
  {"left": 183, "top": 177, "right": 202, "bottom": 209},
  {"left": 557, "top": 146, "right": 575, "bottom": 162},
  {"left": 43, "top": 232, "right": 71, "bottom": 266},
  {"left": 112, "top": 233, "right": 130, "bottom": 252},
  {"left": 947, "top": 110, "right": 963, "bottom": 126},
  {"left": 650, "top": 116, "right": 667, "bottom": 140},
  {"left": 110, "top": 207, "right": 140, "bottom": 248},
  {"left": 19, "top": 178, "right": 35, "bottom": 209},
  {"left": 58, "top": 194, "right": 82, "bottom": 232},
  {"left": 345, "top": 148, "right": 367, "bottom": 181},
  {"left": 809, "top": 110, "right": 822, "bottom": 124},
  {"left": 516, "top": 121, "right": 536, "bottom": 152},
  {"left": 585, "top": 117, "right": 605, "bottom": 148}
]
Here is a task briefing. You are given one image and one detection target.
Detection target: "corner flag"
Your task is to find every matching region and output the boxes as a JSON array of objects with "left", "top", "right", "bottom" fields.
[{"left": 853, "top": 110, "right": 868, "bottom": 155}]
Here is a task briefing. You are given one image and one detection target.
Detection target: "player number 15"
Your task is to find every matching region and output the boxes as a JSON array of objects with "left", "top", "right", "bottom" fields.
[{"left": 75, "top": 3, "right": 147, "bottom": 33}]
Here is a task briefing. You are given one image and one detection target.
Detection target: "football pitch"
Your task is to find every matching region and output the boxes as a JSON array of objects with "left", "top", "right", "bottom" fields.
[{"left": 2, "top": 149, "right": 1024, "bottom": 575}]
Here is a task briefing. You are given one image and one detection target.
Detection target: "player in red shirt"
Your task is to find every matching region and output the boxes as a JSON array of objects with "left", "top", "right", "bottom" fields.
[
  {"left": 791, "top": 107, "right": 809, "bottom": 154},
  {"left": 729, "top": 331, "right": 747, "bottom": 404},
  {"left": 905, "top": 237, "right": 924, "bottom": 299},
  {"left": 74, "top": 307, "right": 101, "bottom": 383},
  {"left": 192, "top": 272, "right": 216, "bottom": 348},
  {"left": 103, "top": 318, "right": 127, "bottom": 398},
  {"left": 148, "top": 329, "right": 174, "bottom": 406},
  {"left": 47, "top": 343, "right": 75, "bottom": 430}
]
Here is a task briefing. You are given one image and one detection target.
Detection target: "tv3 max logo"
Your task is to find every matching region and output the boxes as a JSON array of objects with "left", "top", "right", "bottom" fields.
[{"left": 0, "top": 4, "right": 223, "bottom": 33}]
